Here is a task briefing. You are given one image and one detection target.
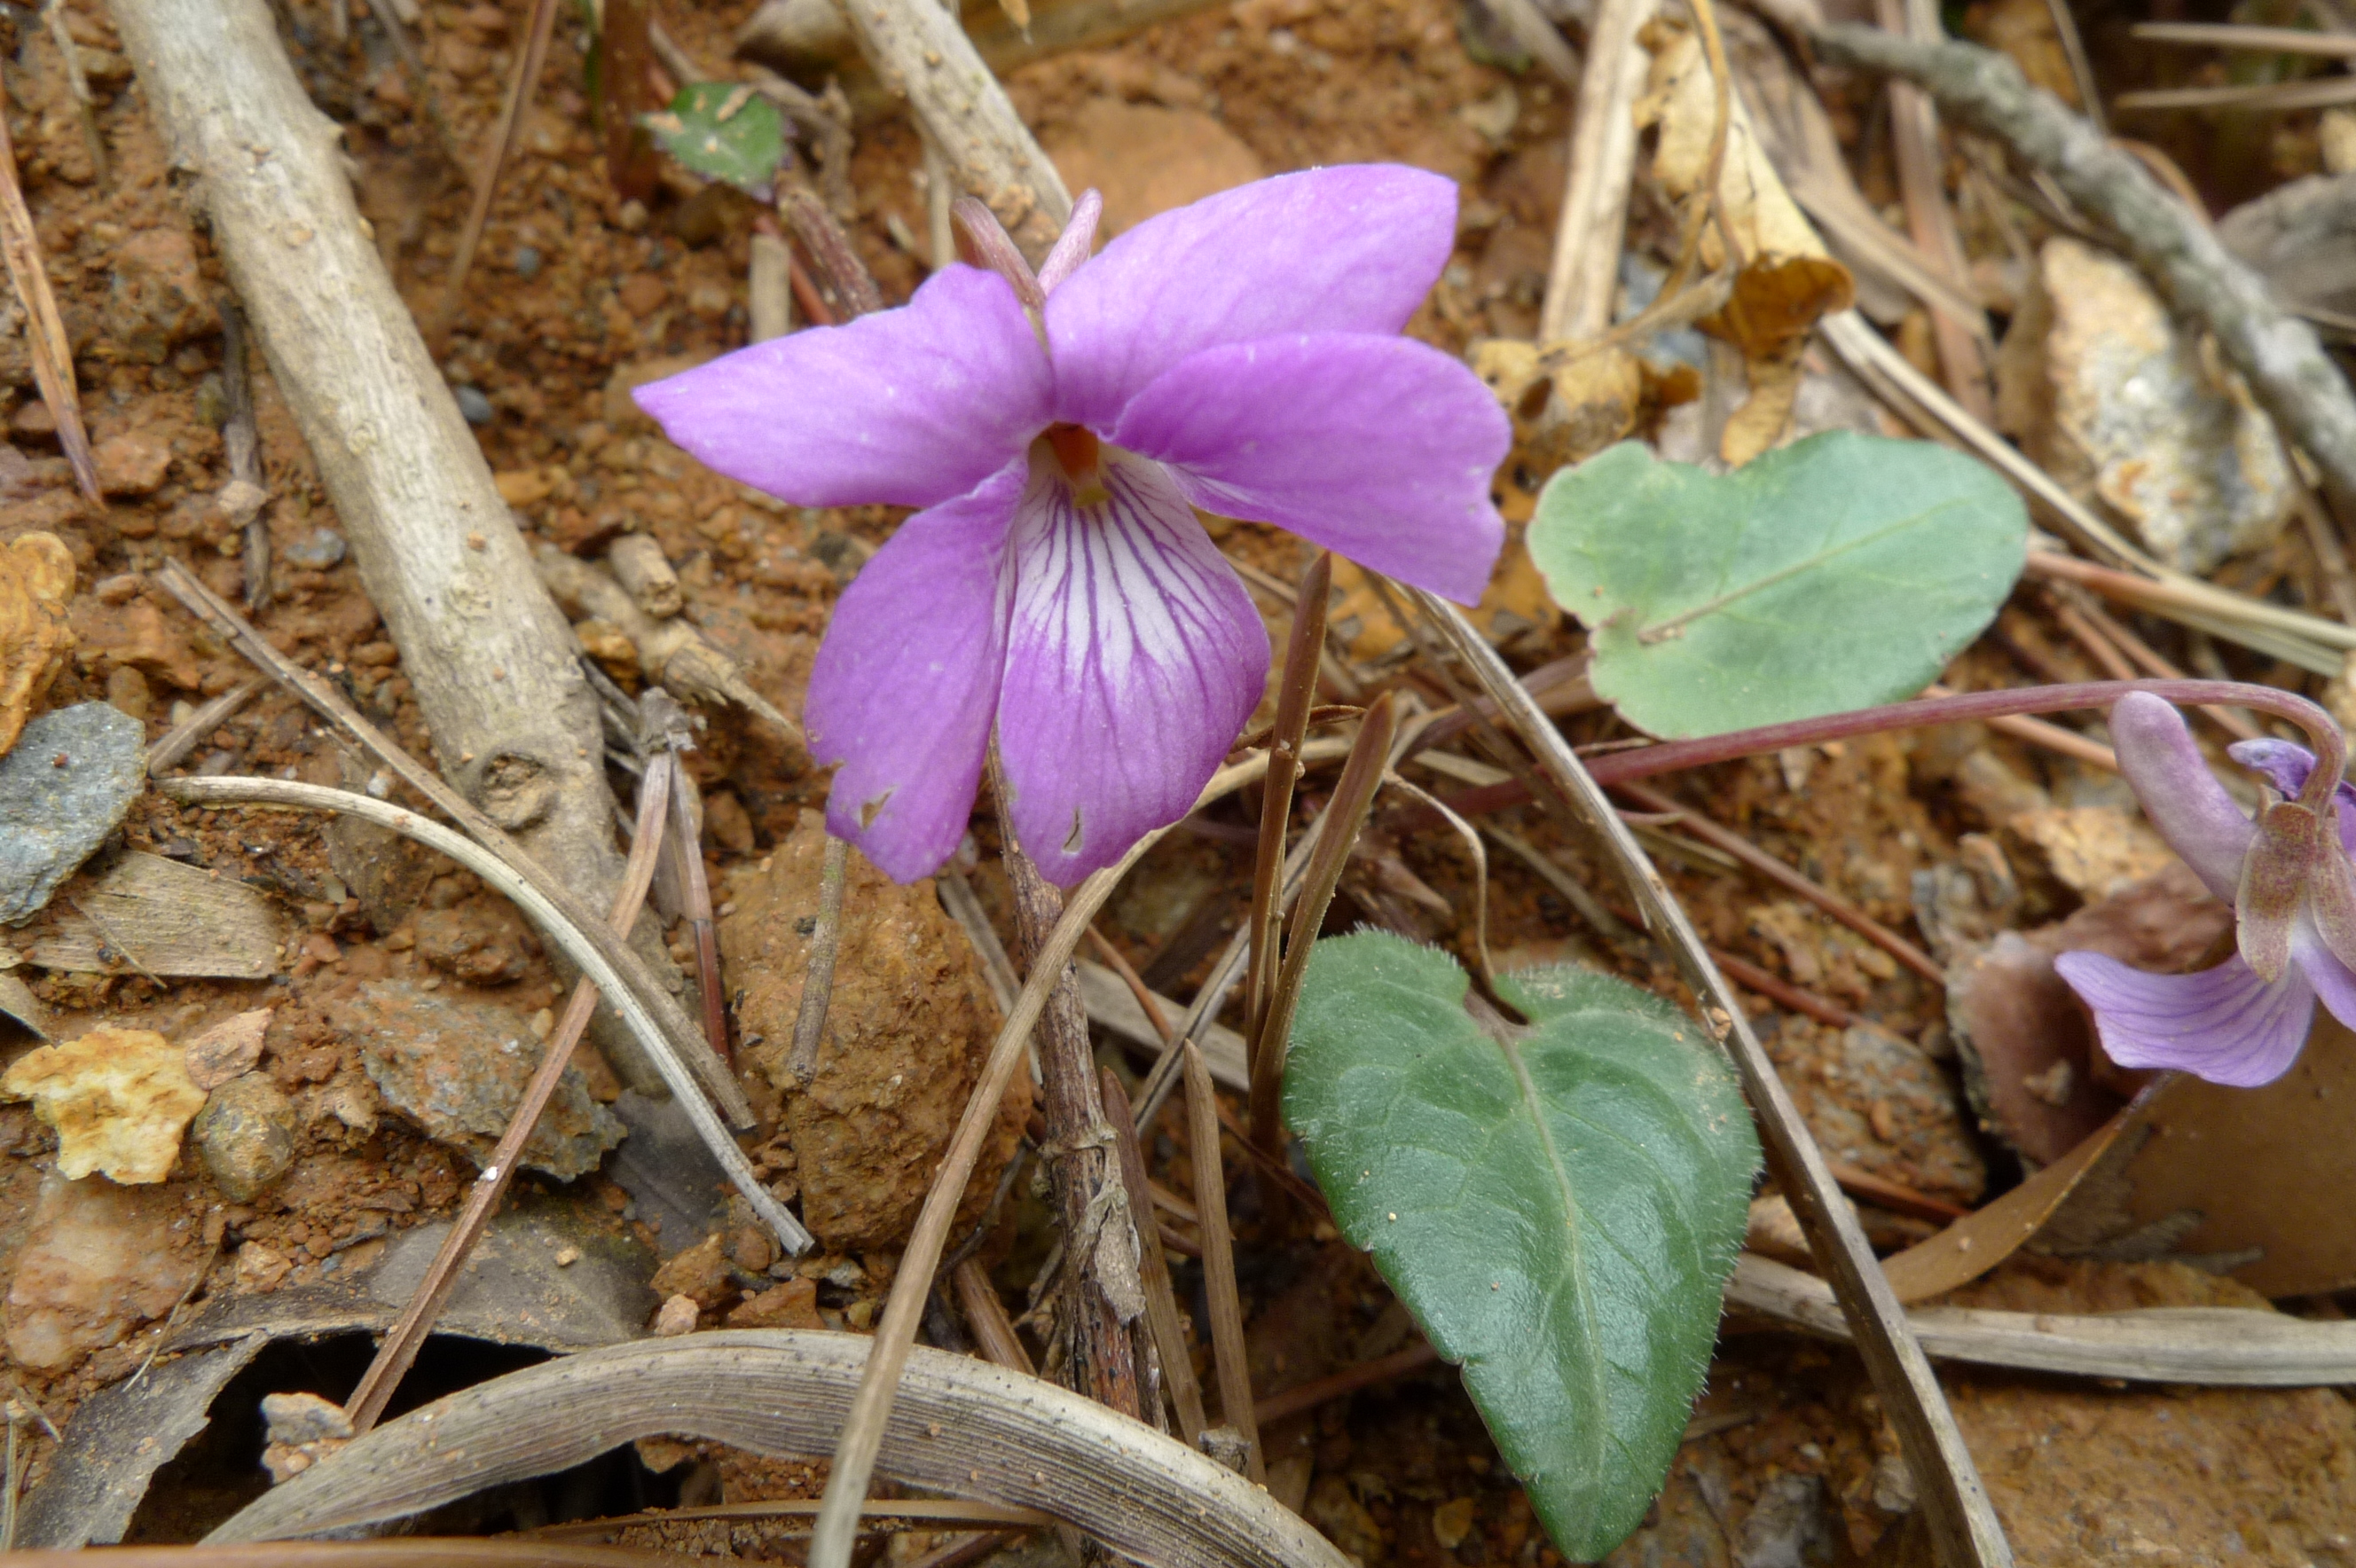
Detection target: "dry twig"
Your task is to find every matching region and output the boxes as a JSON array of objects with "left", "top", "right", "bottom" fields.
[{"left": 0, "top": 72, "right": 98, "bottom": 504}]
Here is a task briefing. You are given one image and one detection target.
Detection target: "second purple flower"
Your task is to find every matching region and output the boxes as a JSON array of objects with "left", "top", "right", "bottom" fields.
[{"left": 636, "top": 166, "right": 1512, "bottom": 886}]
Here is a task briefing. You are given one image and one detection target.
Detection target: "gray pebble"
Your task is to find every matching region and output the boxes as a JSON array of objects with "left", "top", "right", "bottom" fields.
[
  {"left": 454, "top": 385, "right": 494, "bottom": 426},
  {"left": 0, "top": 703, "right": 146, "bottom": 923},
  {"left": 512, "top": 246, "right": 542, "bottom": 279},
  {"left": 281, "top": 526, "right": 347, "bottom": 569},
  {"left": 192, "top": 1075, "right": 297, "bottom": 1202}
]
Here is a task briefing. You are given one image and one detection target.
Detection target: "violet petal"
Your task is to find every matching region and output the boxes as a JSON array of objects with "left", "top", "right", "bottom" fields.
[
  {"left": 2294, "top": 923, "right": 2356, "bottom": 1036},
  {"left": 2110, "top": 692, "right": 2257, "bottom": 902},
  {"left": 2229, "top": 735, "right": 2356, "bottom": 858},
  {"left": 993, "top": 454, "right": 1269, "bottom": 886},
  {"left": 2054, "top": 949, "right": 2313, "bottom": 1088},
  {"left": 633, "top": 267, "right": 1050, "bottom": 510},
  {"left": 805, "top": 463, "right": 1023, "bottom": 881},
  {"left": 1112, "top": 333, "right": 1511, "bottom": 606},
  {"left": 1044, "top": 165, "right": 1459, "bottom": 431}
]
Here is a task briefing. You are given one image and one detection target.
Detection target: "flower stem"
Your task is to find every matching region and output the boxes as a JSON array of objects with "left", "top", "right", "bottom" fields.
[{"left": 1583, "top": 678, "right": 2344, "bottom": 794}]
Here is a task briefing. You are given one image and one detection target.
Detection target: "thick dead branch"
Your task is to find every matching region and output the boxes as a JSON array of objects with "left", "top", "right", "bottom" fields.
[
  {"left": 112, "top": 0, "right": 668, "bottom": 1079},
  {"left": 1816, "top": 23, "right": 2356, "bottom": 510}
]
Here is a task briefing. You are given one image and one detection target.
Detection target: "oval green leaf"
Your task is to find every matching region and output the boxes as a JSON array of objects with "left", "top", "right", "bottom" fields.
[
  {"left": 1527, "top": 431, "right": 2027, "bottom": 738},
  {"left": 641, "top": 82, "right": 784, "bottom": 194},
  {"left": 1284, "top": 932, "right": 1760, "bottom": 1558}
]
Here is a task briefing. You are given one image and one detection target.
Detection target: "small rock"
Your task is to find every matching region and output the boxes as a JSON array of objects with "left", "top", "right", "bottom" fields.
[
  {"left": 1432, "top": 1497, "right": 1478, "bottom": 1551},
  {"left": 338, "top": 980, "right": 624, "bottom": 1179},
  {"left": 648, "top": 1232, "right": 732, "bottom": 1310},
  {"left": 71, "top": 596, "right": 203, "bottom": 691},
  {"left": 93, "top": 430, "right": 172, "bottom": 497},
  {"left": 652, "top": 1293, "right": 698, "bottom": 1337},
  {"left": 512, "top": 246, "right": 542, "bottom": 278},
  {"left": 2007, "top": 804, "right": 2175, "bottom": 900},
  {"left": 554, "top": 1245, "right": 580, "bottom": 1266},
  {"left": 4, "top": 1172, "right": 199, "bottom": 1370},
  {"left": 725, "top": 1277, "right": 822, "bottom": 1329},
  {"left": 452, "top": 385, "right": 494, "bottom": 426},
  {"left": 1736, "top": 1472, "right": 1835, "bottom": 1568},
  {"left": 1, "top": 707, "right": 147, "bottom": 913},
  {"left": 1997, "top": 238, "right": 2289, "bottom": 572},
  {"left": 103, "top": 230, "right": 209, "bottom": 365},
  {"left": 281, "top": 527, "right": 348, "bottom": 570},
  {"left": 190, "top": 1074, "right": 296, "bottom": 1201},
  {"left": 412, "top": 903, "right": 538, "bottom": 985},
  {"left": 234, "top": 1242, "right": 292, "bottom": 1293},
  {"left": 104, "top": 664, "right": 149, "bottom": 721},
  {"left": 183, "top": 1009, "right": 271, "bottom": 1090},
  {"left": 618, "top": 274, "right": 669, "bottom": 318},
  {"left": 1, "top": 1024, "right": 207, "bottom": 1184},
  {"left": 260, "top": 1391, "right": 352, "bottom": 1446}
]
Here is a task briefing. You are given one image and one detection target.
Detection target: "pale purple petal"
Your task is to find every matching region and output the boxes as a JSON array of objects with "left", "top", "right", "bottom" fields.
[
  {"left": 1111, "top": 333, "right": 1510, "bottom": 606},
  {"left": 805, "top": 464, "right": 1021, "bottom": 881},
  {"left": 994, "top": 455, "right": 1269, "bottom": 885},
  {"left": 2110, "top": 693, "right": 2256, "bottom": 902},
  {"left": 2230, "top": 736, "right": 2356, "bottom": 858},
  {"left": 2293, "top": 921, "right": 2356, "bottom": 1035},
  {"left": 2054, "top": 949, "right": 2313, "bottom": 1088},
  {"left": 1044, "top": 165, "right": 1461, "bottom": 430},
  {"left": 634, "top": 267, "right": 1049, "bottom": 510}
]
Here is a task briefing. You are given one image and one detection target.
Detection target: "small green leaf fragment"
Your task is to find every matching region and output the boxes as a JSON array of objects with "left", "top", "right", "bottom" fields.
[
  {"left": 1526, "top": 431, "right": 2027, "bottom": 739},
  {"left": 641, "top": 82, "right": 784, "bottom": 193},
  {"left": 1284, "top": 932, "right": 1760, "bottom": 1558}
]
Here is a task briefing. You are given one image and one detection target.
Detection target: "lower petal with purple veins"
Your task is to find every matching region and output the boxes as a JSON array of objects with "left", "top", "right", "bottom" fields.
[
  {"left": 994, "top": 453, "right": 1269, "bottom": 886},
  {"left": 805, "top": 464, "right": 1023, "bottom": 882},
  {"left": 2054, "top": 949, "right": 2314, "bottom": 1088}
]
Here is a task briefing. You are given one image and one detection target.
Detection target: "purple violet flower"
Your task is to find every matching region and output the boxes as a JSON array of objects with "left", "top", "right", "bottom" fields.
[
  {"left": 634, "top": 168, "right": 1511, "bottom": 886},
  {"left": 2054, "top": 691, "right": 2356, "bottom": 1086}
]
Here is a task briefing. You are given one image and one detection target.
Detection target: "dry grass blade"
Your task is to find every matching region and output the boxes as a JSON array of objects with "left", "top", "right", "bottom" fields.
[
  {"left": 667, "top": 764, "right": 734, "bottom": 1063},
  {"left": 1246, "top": 553, "right": 1331, "bottom": 1055},
  {"left": 41, "top": 1, "right": 106, "bottom": 187},
  {"left": 1729, "top": 1255, "right": 2356, "bottom": 1384},
  {"left": 954, "top": 1258, "right": 1037, "bottom": 1375},
  {"left": 0, "top": 72, "right": 98, "bottom": 505},
  {"left": 210, "top": 1331, "right": 1349, "bottom": 1565},
  {"left": 1185, "top": 1041, "right": 1263, "bottom": 1481},
  {"left": 786, "top": 835, "right": 852, "bottom": 1083},
  {"left": 2116, "top": 77, "right": 2356, "bottom": 113},
  {"left": 2132, "top": 20, "right": 2356, "bottom": 55},
  {"left": 341, "top": 753, "right": 679, "bottom": 1435},
  {"left": 155, "top": 772, "right": 812, "bottom": 1255},
  {"left": 1407, "top": 588, "right": 2012, "bottom": 1568},
  {"left": 1247, "top": 692, "right": 1398, "bottom": 1149},
  {"left": 438, "top": 0, "right": 559, "bottom": 333},
  {"left": 4, "top": 1545, "right": 680, "bottom": 1567},
  {"left": 1875, "top": 0, "right": 1993, "bottom": 420}
]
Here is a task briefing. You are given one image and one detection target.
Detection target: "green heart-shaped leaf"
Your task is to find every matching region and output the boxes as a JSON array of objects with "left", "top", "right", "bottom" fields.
[
  {"left": 642, "top": 82, "right": 784, "bottom": 194},
  {"left": 1527, "top": 431, "right": 2027, "bottom": 738},
  {"left": 1284, "top": 932, "right": 1760, "bottom": 1558}
]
